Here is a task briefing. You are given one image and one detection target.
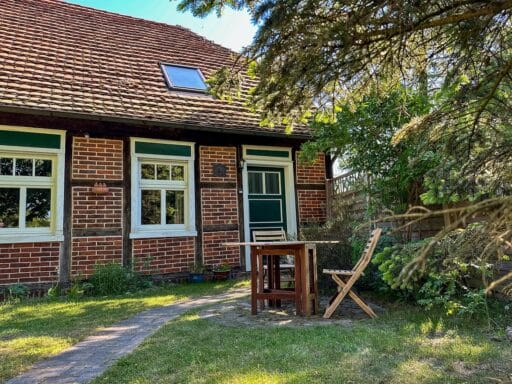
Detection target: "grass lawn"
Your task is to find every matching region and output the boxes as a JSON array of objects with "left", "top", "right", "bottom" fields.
[
  {"left": 94, "top": 303, "right": 512, "bottom": 384},
  {"left": 0, "top": 280, "right": 246, "bottom": 383}
]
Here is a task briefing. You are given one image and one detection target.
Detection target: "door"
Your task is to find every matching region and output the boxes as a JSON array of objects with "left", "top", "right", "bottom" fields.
[{"left": 247, "top": 166, "right": 287, "bottom": 239}]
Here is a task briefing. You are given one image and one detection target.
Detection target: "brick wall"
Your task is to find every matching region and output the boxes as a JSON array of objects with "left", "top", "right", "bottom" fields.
[
  {"left": 296, "top": 152, "right": 326, "bottom": 184},
  {"left": 0, "top": 242, "right": 60, "bottom": 285},
  {"left": 202, "top": 230, "right": 240, "bottom": 266},
  {"left": 200, "top": 146, "right": 237, "bottom": 182},
  {"left": 199, "top": 146, "right": 241, "bottom": 266},
  {"left": 132, "top": 237, "right": 195, "bottom": 275},
  {"left": 296, "top": 152, "right": 327, "bottom": 225},
  {"left": 297, "top": 190, "right": 327, "bottom": 224},
  {"left": 72, "top": 187, "right": 123, "bottom": 229},
  {"left": 71, "top": 136, "right": 125, "bottom": 278},
  {"left": 72, "top": 137, "right": 123, "bottom": 180},
  {"left": 201, "top": 189, "right": 239, "bottom": 226},
  {"left": 71, "top": 236, "right": 123, "bottom": 277}
]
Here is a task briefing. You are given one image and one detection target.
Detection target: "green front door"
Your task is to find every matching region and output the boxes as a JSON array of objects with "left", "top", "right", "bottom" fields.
[{"left": 247, "top": 166, "right": 287, "bottom": 238}]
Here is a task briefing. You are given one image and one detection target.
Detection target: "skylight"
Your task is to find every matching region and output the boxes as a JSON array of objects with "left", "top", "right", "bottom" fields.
[{"left": 161, "top": 64, "right": 208, "bottom": 92}]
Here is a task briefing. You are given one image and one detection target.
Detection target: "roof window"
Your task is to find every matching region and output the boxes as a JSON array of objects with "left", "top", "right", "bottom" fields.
[{"left": 161, "top": 64, "right": 208, "bottom": 92}]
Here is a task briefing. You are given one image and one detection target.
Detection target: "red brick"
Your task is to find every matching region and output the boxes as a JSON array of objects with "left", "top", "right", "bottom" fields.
[
  {"left": 71, "top": 236, "right": 123, "bottom": 277},
  {"left": 132, "top": 237, "right": 195, "bottom": 275},
  {"left": 72, "top": 137, "right": 123, "bottom": 180},
  {"left": 0, "top": 242, "right": 60, "bottom": 285}
]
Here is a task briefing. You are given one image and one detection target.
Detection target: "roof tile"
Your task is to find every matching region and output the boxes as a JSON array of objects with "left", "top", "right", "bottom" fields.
[{"left": 0, "top": 0, "right": 309, "bottom": 137}]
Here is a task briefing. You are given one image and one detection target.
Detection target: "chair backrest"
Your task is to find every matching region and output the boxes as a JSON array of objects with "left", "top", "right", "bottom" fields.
[
  {"left": 352, "top": 228, "right": 382, "bottom": 272},
  {"left": 252, "top": 229, "right": 287, "bottom": 242}
]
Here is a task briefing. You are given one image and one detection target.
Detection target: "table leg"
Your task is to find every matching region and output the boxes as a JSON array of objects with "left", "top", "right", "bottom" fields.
[
  {"left": 267, "top": 254, "right": 274, "bottom": 307},
  {"left": 294, "top": 248, "right": 303, "bottom": 316},
  {"left": 311, "top": 245, "right": 319, "bottom": 314},
  {"left": 303, "top": 245, "right": 311, "bottom": 316},
  {"left": 251, "top": 247, "right": 257, "bottom": 315},
  {"left": 257, "top": 252, "right": 265, "bottom": 311},
  {"left": 274, "top": 255, "right": 281, "bottom": 307}
]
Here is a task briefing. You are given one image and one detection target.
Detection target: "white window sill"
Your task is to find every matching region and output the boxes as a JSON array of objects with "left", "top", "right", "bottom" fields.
[
  {"left": 129, "top": 230, "right": 198, "bottom": 239},
  {"left": 0, "top": 233, "right": 64, "bottom": 244}
]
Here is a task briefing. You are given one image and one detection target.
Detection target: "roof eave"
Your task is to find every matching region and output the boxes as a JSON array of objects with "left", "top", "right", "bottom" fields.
[{"left": 0, "top": 105, "right": 312, "bottom": 140}]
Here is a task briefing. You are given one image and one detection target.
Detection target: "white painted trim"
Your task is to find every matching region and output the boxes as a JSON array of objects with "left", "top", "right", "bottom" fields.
[
  {"left": 0, "top": 234, "right": 64, "bottom": 244},
  {"left": 129, "top": 230, "right": 197, "bottom": 239},
  {"left": 241, "top": 147, "right": 297, "bottom": 271},
  {"left": 0, "top": 126, "right": 65, "bottom": 243},
  {"left": 130, "top": 138, "right": 196, "bottom": 238}
]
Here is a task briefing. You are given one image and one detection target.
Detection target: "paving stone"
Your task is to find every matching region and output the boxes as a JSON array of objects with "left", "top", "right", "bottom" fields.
[{"left": 7, "top": 288, "right": 249, "bottom": 384}]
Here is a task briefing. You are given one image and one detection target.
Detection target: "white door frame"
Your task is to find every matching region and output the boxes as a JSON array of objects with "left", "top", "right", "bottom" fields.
[{"left": 241, "top": 147, "right": 297, "bottom": 271}]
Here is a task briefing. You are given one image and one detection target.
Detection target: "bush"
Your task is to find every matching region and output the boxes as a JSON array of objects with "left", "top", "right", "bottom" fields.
[
  {"left": 373, "top": 225, "right": 496, "bottom": 317},
  {"left": 89, "top": 262, "right": 151, "bottom": 296},
  {"left": 3, "top": 283, "right": 29, "bottom": 302}
]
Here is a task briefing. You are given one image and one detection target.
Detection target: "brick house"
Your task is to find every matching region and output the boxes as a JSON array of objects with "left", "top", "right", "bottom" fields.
[{"left": 0, "top": 0, "right": 330, "bottom": 288}]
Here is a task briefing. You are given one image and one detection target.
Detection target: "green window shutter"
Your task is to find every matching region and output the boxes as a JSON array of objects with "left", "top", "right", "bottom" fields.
[
  {"left": 246, "top": 149, "right": 290, "bottom": 158},
  {"left": 0, "top": 130, "right": 61, "bottom": 149},
  {"left": 135, "top": 141, "right": 191, "bottom": 157}
]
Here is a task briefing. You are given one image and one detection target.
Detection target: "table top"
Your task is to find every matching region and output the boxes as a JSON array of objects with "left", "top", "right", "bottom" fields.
[{"left": 224, "top": 240, "right": 340, "bottom": 247}]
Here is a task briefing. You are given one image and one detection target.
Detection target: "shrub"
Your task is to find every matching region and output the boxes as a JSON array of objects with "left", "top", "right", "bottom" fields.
[
  {"left": 3, "top": 283, "right": 29, "bottom": 302},
  {"left": 89, "top": 262, "right": 151, "bottom": 296},
  {"left": 373, "top": 224, "right": 496, "bottom": 317}
]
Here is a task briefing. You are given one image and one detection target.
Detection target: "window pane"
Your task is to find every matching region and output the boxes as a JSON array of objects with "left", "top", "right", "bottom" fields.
[
  {"left": 26, "top": 188, "right": 51, "bottom": 228},
  {"left": 265, "top": 173, "right": 280, "bottom": 194},
  {"left": 166, "top": 190, "right": 184, "bottom": 224},
  {"left": 141, "top": 190, "right": 161, "bottom": 225},
  {"left": 171, "top": 165, "right": 184, "bottom": 181},
  {"left": 15, "top": 158, "right": 33, "bottom": 176},
  {"left": 35, "top": 159, "right": 52, "bottom": 177},
  {"left": 141, "top": 164, "right": 155, "bottom": 180},
  {"left": 0, "top": 188, "right": 20, "bottom": 228},
  {"left": 0, "top": 158, "right": 13, "bottom": 175},
  {"left": 157, "top": 164, "right": 170, "bottom": 180},
  {"left": 248, "top": 172, "right": 263, "bottom": 194},
  {"left": 164, "top": 65, "right": 207, "bottom": 91}
]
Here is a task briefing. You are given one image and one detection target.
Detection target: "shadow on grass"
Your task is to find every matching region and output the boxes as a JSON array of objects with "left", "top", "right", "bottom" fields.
[
  {"left": 94, "top": 305, "right": 511, "bottom": 384},
  {"left": 0, "top": 280, "right": 245, "bottom": 383}
]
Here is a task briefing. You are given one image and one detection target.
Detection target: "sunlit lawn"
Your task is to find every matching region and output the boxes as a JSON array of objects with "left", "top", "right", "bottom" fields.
[
  {"left": 94, "top": 303, "right": 512, "bottom": 384},
  {"left": 0, "top": 280, "right": 245, "bottom": 383}
]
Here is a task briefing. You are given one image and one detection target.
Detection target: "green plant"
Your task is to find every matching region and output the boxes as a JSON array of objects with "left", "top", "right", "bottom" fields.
[
  {"left": 4, "top": 283, "right": 29, "bottom": 302},
  {"left": 213, "top": 263, "right": 231, "bottom": 272},
  {"left": 89, "top": 263, "right": 132, "bottom": 296},
  {"left": 373, "top": 226, "right": 496, "bottom": 318}
]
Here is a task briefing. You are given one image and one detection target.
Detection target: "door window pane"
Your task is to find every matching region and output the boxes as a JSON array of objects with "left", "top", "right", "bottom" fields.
[
  {"left": 141, "top": 190, "right": 161, "bottom": 225},
  {"left": 0, "top": 188, "right": 20, "bottom": 228},
  {"left": 265, "top": 173, "right": 280, "bottom": 194},
  {"left": 0, "top": 158, "right": 13, "bottom": 175},
  {"left": 171, "top": 165, "right": 184, "bottom": 181},
  {"left": 248, "top": 172, "right": 263, "bottom": 194},
  {"left": 166, "top": 190, "right": 184, "bottom": 224},
  {"left": 157, "top": 164, "right": 170, "bottom": 180},
  {"left": 15, "top": 158, "right": 33, "bottom": 176},
  {"left": 141, "top": 164, "right": 155, "bottom": 180},
  {"left": 26, "top": 188, "right": 51, "bottom": 228},
  {"left": 35, "top": 159, "right": 52, "bottom": 177}
]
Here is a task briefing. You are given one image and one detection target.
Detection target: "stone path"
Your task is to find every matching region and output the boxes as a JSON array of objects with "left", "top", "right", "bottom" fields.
[{"left": 7, "top": 288, "right": 250, "bottom": 384}]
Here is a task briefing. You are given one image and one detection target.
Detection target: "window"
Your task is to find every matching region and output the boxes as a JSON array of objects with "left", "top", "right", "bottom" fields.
[
  {"left": 248, "top": 171, "right": 281, "bottom": 195},
  {"left": 0, "top": 127, "right": 65, "bottom": 243},
  {"left": 161, "top": 64, "right": 208, "bottom": 92},
  {"left": 131, "top": 139, "right": 196, "bottom": 238}
]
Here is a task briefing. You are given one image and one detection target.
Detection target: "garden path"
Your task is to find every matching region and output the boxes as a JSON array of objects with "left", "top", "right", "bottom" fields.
[{"left": 7, "top": 287, "right": 250, "bottom": 384}]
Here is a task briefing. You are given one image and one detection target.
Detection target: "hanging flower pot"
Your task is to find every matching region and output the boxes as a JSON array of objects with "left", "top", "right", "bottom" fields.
[{"left": 91, "top": 182, "right": 109, "bottom": 194}]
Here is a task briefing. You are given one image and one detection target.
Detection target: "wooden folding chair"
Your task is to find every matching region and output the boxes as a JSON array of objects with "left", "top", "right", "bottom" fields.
[
  {"left": 252, "top": 229, "right": 287, "bottom": 242},
  {"left": 323, "top": 228, "right": 382, "bottom": 319}
]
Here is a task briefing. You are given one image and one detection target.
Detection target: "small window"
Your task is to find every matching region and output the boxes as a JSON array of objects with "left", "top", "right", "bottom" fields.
[{"left": 161, "top": 64, "right": 207, "bottom": 92}]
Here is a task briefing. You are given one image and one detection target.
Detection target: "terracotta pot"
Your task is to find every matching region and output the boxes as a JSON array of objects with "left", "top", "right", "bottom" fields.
[{"left": 91, "top": 182, "right": 109, "bottom": 194}]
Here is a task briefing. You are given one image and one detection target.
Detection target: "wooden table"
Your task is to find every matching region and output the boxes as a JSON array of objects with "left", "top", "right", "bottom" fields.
[{"left": 224, "top": 241, "right": 338, "bottom": 316}]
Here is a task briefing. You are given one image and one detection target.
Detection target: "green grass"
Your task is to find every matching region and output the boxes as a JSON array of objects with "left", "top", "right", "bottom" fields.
[
  {"left": 0, "top": 280, "right": 245, "bottom": 383},
  {"left": 94, "top": 304, "right": 512, "bottom": 384}
]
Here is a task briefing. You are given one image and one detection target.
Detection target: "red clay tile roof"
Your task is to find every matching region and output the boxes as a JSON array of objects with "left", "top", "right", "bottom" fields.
[{"left": 0, "top": 0, "right": 309, "bottom": 137}]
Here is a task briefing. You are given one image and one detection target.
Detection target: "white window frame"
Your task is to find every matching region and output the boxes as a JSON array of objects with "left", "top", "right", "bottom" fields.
[
  {"left": 0, "top": 126, "right": 65, "bottom": 244},
  {"left": 130, "top": 138, "right": 196, "bottom": 239}
]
